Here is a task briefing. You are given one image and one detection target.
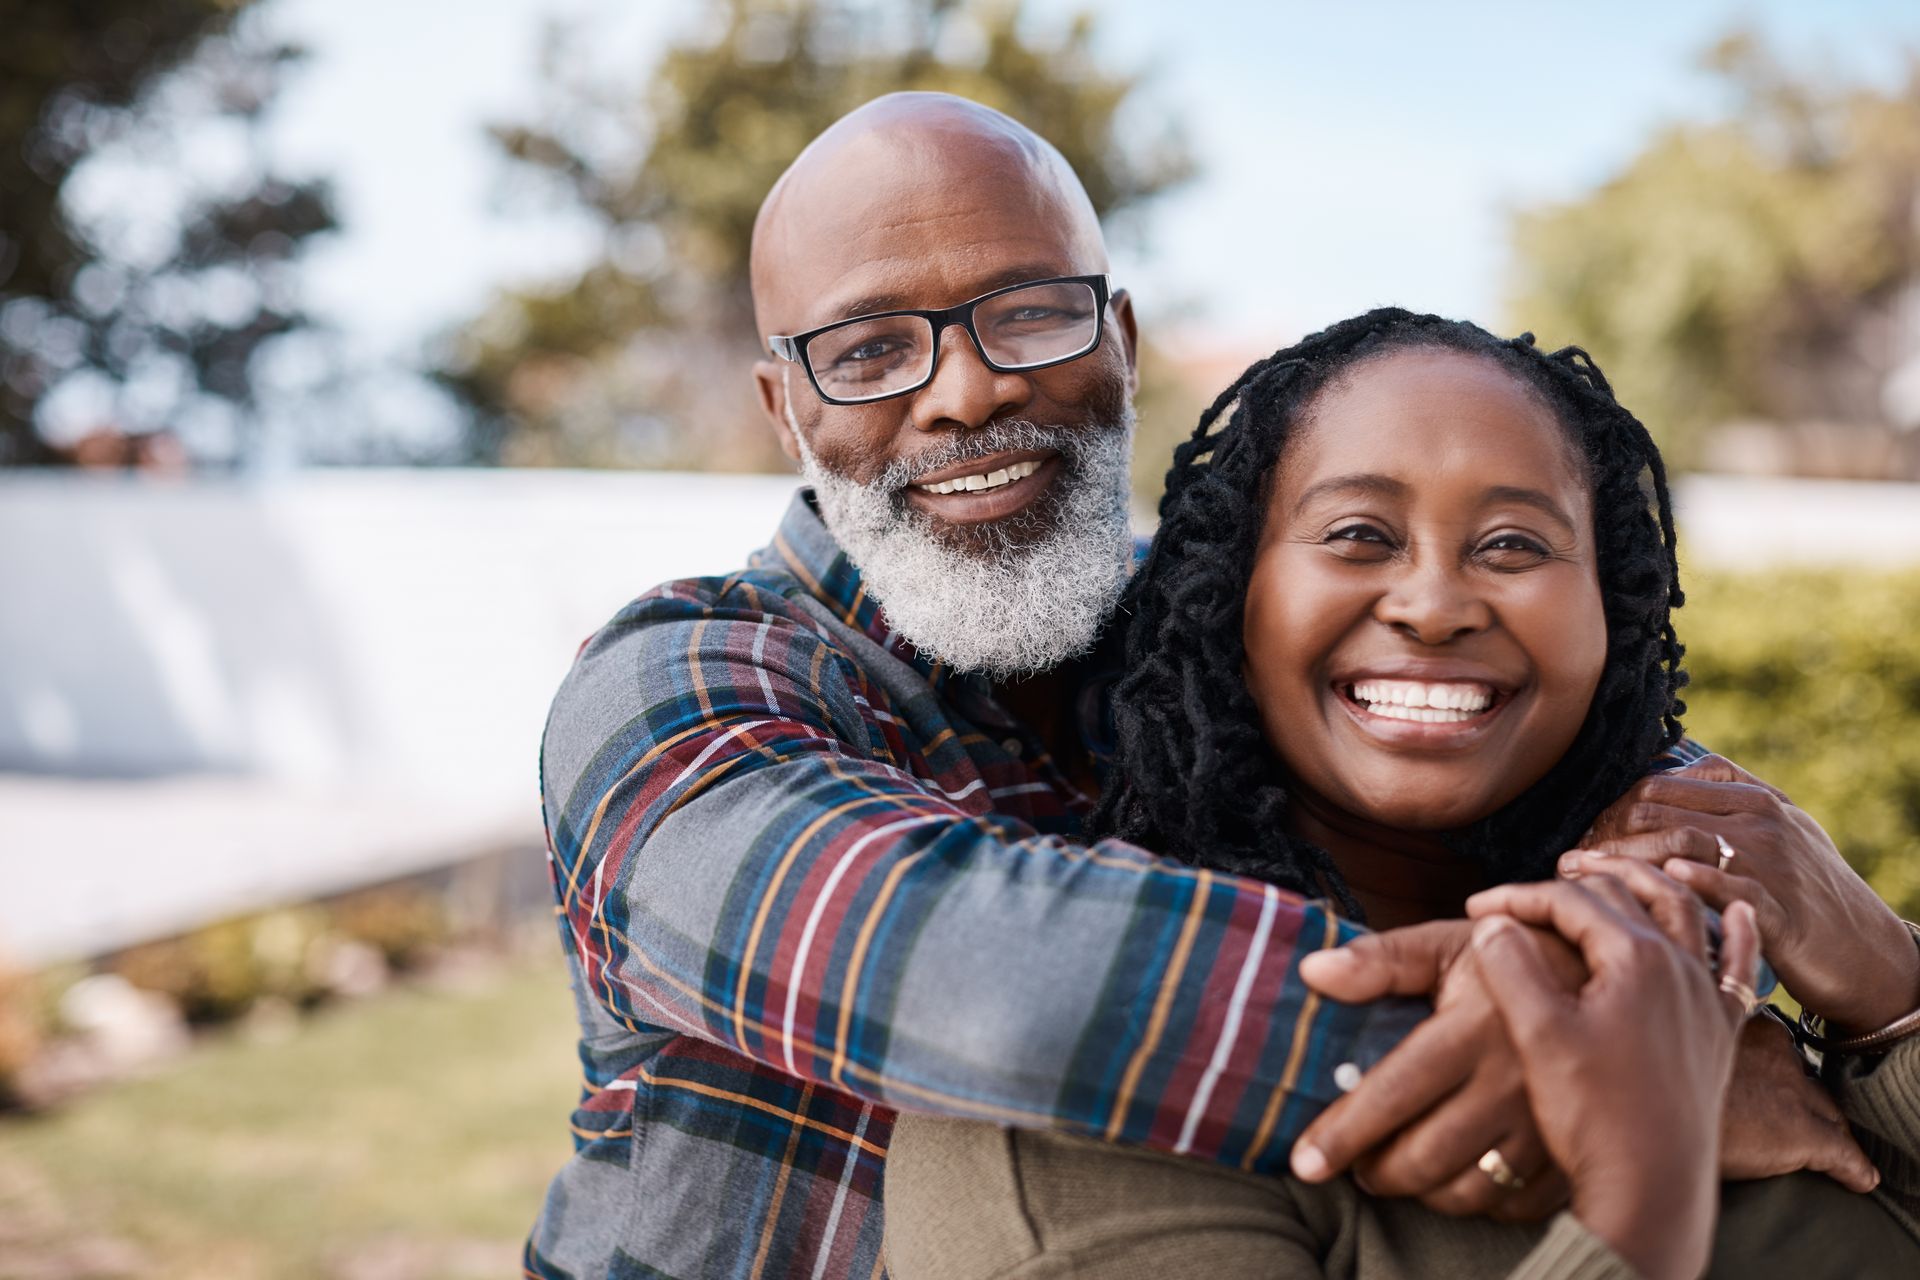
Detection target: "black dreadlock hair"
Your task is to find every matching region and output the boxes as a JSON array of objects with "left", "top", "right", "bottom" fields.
[{"left": 1089, "top": 308, "right": 1687, "bottom": 920}]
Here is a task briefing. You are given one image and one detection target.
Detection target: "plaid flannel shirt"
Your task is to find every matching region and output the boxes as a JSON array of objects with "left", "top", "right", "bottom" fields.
[{"left": 530, "top": 490, "right": 1486, "bottom": 1279}]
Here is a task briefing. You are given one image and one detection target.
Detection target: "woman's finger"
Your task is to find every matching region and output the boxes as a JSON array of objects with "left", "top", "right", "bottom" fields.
[
  {"left": 1716, "top": 900, "right": 1763, "bottom": 1025},
  {"left": 1468, "top": 915, "right": 1577, "bottom": 1049},
  {"left": 1628, "top": 774, "right": 1783, "bottom": 819},
  {"left": 1660, "top": 858, "right": 1793, "bottom": 945},
  {"left": 1562, "top": 853, "right": 1710, "bottom": 964},
  {"left": 1569, "top": 824, "right": 1722, "bottom": 869},
  {"left": 1668, "top": 753, "right": 1793, "bottom": 803},
  {"left": 1470, "top": 880, "right": 1661, "bottom": 984}
]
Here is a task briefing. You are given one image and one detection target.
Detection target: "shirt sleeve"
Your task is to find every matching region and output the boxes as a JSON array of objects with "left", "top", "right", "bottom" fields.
[{"left": 538, "top": 583, "right": 1428, "bottom": 1173}]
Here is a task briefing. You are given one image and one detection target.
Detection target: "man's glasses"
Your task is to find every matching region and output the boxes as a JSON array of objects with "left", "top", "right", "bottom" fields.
[{"left": 767, "top": 274, "right": 1114, "bottom": 406}]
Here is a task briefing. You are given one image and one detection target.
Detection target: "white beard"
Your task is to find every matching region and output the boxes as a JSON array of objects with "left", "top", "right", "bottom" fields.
[{"left": 787, "top": 395, "right": 1135, "bottom": 681}]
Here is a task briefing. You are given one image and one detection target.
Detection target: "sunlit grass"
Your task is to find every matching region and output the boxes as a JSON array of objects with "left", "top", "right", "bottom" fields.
[{"left": 0, "top": 954, "right": 579, "bottom": 1280}]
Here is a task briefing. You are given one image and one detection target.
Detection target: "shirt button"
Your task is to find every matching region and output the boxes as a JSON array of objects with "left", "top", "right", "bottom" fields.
[
  {"left": 1001, "top": 737, "right": 1023, "bottom": 757},
  {"left": 1333, "top": 1062, "right": 1363, "bottom": 1093}
]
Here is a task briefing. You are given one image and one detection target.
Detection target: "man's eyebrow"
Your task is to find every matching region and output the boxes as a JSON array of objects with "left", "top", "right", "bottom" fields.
[
  {"left": 1292, "top": 473, "right": 1409, "bottom": 513},
  {"left": 821, "top": 264, "right": 1078, "bottom": 325}
]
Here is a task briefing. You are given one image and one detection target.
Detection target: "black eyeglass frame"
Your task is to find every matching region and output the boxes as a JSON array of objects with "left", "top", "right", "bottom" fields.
[{"left": 767, "top": 273, "right": 1116, "bottom": 406}]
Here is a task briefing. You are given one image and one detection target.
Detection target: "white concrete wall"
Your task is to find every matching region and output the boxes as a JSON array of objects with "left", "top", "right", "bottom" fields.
[
  {"left": 2, "top": 468, "right": 1915, "bottom": 964},
  {"left": 0, "top": 468, "right": 799, "bottom": 963}
]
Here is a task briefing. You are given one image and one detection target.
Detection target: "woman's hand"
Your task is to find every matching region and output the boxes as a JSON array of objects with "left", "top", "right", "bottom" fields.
[
  {"left": 1562, "top": 851, "right": 1879, "bottom": 1194},
  {"left": 1464, "top": 879, "right": 1759, "bottom": 1280},
  {"left": 1578, "top": 753, "right": 1920, "bottom": 1033}
]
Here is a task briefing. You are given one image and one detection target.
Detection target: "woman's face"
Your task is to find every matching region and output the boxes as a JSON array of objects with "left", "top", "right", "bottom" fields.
[{"left": 1242, "top": 346, "right": 1608, "bottom": 833}]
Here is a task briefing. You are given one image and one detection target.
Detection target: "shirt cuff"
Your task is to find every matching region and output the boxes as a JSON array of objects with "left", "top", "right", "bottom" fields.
[{"left": 1508, "top": 1213, "right": 1644, "bottom": 1280}]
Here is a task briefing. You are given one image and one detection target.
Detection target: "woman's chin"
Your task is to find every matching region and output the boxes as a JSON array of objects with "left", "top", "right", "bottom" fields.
[{"left": 1341, "top": 784, "right": 1510, "bottom": 835}]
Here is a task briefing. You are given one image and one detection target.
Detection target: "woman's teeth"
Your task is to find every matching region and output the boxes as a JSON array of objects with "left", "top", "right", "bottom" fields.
[
  {"left": 1348, "top": 680, "right": 1494, "bottom": 722},
  {"left": 916, "top": 459, "right": 1041, "bottom": 495}
]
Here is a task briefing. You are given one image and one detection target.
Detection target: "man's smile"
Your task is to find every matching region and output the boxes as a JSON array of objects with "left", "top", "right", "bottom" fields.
[{"left": 902, "top": 449, "right": 1062, "bottom": 524}]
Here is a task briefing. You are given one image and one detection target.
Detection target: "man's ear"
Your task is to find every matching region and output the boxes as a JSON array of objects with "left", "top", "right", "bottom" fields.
[
  {"left": 1112, "top": 288, "right": 1141, "bottom": 397},
  {"left": 753, "top": 359, "right": 802, "bottom": 464}
]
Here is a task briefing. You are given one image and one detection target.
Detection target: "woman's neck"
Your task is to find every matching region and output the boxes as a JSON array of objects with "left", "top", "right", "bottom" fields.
[{"left": 1284, "top": 788, "right": 1489, "bottom": 930}]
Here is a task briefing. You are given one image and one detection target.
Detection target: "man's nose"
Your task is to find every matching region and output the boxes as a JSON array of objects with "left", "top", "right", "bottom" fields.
[
  {"left": 908, "top": 323, "right": 1033, "bottom": 432},
  {"left": 1372, "top": 559, "right": 1494, "bottom": 644}
]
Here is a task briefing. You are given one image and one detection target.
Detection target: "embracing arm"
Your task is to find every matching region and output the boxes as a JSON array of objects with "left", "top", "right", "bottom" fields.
[{"left": 540, "top": 584, "right": 1423, "bottom": 1169}]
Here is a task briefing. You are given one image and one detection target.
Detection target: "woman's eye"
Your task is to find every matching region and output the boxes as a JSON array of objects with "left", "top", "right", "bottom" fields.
[
  {"left": 1481, "top": 533, "right": 1551, "bottom": 560},
  {"left": 1325, "top": 523, "right": 1394, "bottom": 553}
]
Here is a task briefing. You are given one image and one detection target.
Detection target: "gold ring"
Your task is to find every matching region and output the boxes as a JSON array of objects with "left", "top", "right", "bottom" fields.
[
  {"left": 1477, "top": 1147, "right": 1526, "bottom": 1191},
  {"left": 1719, "top": 974, "right": 1759, "bottom": 1015},
  {"left": 1715, "top": 834, "right": 1737, "bottom": 873}
]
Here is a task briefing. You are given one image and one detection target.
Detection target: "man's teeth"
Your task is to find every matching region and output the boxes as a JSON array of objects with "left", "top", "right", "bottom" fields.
[
  {"left": 1349, "top": 680, "right": 1494, "bottom": 722},
  {"left": 916, "top": 459, "right": 1041, "bottom": 495}
]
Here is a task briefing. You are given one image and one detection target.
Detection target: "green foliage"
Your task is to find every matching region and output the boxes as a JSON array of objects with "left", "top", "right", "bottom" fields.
[
  {"left": 1506, "top": 33, "right": 1920, "bottom": 467},
  {"left": 110, "top": 909, "right": 331, "bottom": 1023},
  {"left": 0, "top": 0, "right": 338, "bottom": 466},
  {"left": 437, "top": 0, "right": 1194, "bottom": 470},
  {"left": 1681, "top": 565, "right": 1920, "bottom": 918},
  {"left": 103, "top": 888, "right": 450, "bottom": 1024}
]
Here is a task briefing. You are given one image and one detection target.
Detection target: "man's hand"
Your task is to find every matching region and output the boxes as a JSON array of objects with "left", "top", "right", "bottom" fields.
[
  {"left": 1720, "top": 1011, "right": 1878, "bottom": 1192},
  {"left": 1291, "top": 920, "right": 1572, "bottom": 1222},
  {"left": 1579, "top": 754, "right": 1920, "bottom": 1033}
]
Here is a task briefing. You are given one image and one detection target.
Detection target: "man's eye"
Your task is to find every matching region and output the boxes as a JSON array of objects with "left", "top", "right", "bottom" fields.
[{"left": 834, "top": 340, "right": 901, "bottom": 364}]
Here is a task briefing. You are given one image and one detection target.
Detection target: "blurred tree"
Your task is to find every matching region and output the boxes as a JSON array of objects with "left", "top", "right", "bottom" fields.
[
  {"left": 0, "top": 0, "right": 337, "bottom": 467},
  {"left": 436, "top": 0, "right": 1194, "bottom": 472},
  {"left": 1507, "top": 33, "right": 1920, "bottom": 467}
]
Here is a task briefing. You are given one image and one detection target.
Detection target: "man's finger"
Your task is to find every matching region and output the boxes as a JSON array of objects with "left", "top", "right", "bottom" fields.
[
  {"left": 1409, "top": 1126, "right": 1556, "bottom": 1218},
  {"left": 1357, "top": 1112, "right": 1552, "bottom": 1205},
  {"left": 1290, "top": 999, "right": 1480, "bottom": 1181},
  {"left": 1801, "top": 1108, "right": 1880, "bottom": 1193},
  {"left": 1299, "top": 919, "right": 1475, "bottom": 1002}
]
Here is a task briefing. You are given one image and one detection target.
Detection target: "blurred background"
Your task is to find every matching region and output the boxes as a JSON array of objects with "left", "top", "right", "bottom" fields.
[{"left": 4, "top": 1, "right": 1920, "bottom": 1276}]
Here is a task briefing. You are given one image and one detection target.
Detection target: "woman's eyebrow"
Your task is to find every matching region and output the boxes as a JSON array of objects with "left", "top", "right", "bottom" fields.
[
  {"left": 1481, "top": 485, "right": 1579, "bottom": 534},
  {"left": 1291, "top": 473, "right": 1407, "bottom": 514}
]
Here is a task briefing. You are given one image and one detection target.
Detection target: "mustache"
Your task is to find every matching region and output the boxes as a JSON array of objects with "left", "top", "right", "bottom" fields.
[{"left": 873, "top": 420, "right": 1092, "bottom": 492}]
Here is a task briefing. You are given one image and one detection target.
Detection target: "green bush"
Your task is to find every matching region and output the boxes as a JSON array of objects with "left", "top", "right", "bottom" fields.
[
  {"left": 1679, "top": 565, "right": 1920, "bottom": 919},
  {"left": 111, "top": 908, "right": 331, "bottom": 1024}
]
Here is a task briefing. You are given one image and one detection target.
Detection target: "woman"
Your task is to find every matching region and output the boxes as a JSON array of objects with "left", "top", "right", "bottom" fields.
[{"left": 883, "top": 310, "right": 1920, "bottom": 1278}]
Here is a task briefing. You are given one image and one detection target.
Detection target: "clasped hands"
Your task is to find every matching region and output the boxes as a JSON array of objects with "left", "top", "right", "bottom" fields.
[{"left": 1288, "top": 754, "right": 1901, "bottom": 1225}]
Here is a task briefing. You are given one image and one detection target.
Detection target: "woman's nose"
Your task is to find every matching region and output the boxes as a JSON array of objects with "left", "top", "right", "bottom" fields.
[{"left": 1372, "top": 562, "right": 1494, "bottom": 644}]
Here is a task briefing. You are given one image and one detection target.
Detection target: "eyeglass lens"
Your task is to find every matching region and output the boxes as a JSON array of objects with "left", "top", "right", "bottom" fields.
[{"left": 804, "top": 280, "right": 1100, "bottom": 402}]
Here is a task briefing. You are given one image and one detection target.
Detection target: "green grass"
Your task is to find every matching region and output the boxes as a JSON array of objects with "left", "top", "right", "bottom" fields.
[{"left": 0, "top": 955, "right": 580, "bottom": 1280}]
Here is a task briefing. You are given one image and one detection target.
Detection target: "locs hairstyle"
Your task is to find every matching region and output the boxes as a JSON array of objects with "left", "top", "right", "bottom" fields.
[{"left": 1089, "top": 308, "right": 1687, "bottom": 920}]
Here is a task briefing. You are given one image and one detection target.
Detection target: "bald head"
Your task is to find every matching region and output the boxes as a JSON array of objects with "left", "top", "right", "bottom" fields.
[{"left": 750, "top": 93, "right": 1109, "bottom": 339}]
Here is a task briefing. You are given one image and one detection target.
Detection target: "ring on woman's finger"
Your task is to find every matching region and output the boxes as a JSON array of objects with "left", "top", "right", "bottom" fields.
[
  {"left": 1715, "top": 834, "right": 1738, "bottom": 873},
  {"left": 1477, "top": 1147, "right": 1526, "bottom": 1191},
  {"left": 1719, "top": 973, "right": 1760, "bottom": 1016}
]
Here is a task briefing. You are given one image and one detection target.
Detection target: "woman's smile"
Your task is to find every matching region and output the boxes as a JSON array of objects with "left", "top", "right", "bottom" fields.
[{"left": 1328, "top": 663, "right": 1522, "bottom": 750}]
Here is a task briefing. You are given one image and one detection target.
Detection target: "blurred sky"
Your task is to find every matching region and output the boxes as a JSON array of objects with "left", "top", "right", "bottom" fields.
[{"left": 258, "top": 0, "right": 1920, "bottom": 368}]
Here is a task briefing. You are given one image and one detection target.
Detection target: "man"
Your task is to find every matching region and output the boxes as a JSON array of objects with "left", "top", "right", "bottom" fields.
[{"left": 528, "top": 93, "right": 1868, "bottom": 1278}]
